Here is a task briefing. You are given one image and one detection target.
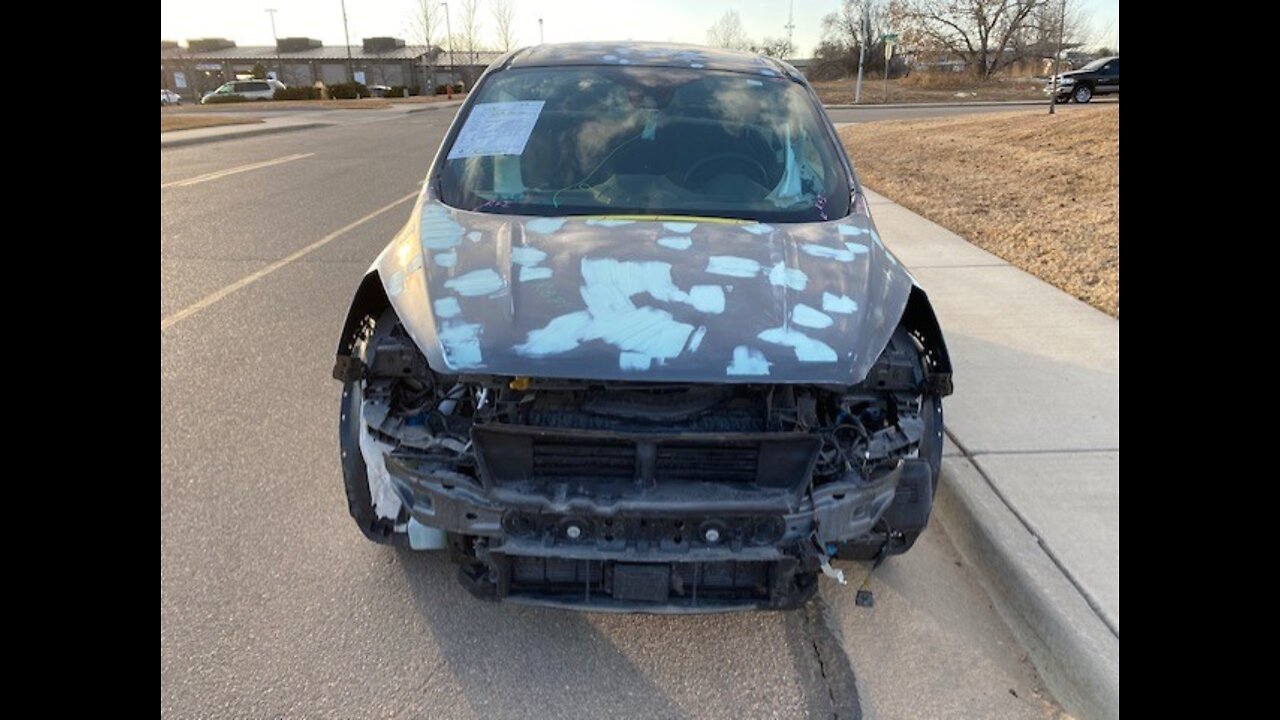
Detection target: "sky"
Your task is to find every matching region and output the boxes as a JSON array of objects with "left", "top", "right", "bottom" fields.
[{"left": 160, "top": 0, "right": 1120, "bottom": 56}]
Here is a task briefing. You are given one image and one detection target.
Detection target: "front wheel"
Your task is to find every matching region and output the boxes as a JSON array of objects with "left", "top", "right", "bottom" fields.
[
  {"left": 1072, "top": 85, "right": 1093, "bottom": 103},
  {"left": 338, "top": 307, "right": 409, "bottom": 546}
]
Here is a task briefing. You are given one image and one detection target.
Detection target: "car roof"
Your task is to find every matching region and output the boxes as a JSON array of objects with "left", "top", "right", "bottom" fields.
[{"left": 505, "top": 41, "right": 794, "bottom": 78}]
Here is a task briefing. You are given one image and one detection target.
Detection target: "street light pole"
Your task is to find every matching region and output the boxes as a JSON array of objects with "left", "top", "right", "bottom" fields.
[
  {"left": 341, "top": 0, "right": 355, "bottom": 83},
  {"left": 538, "top": 17, "right": 544, "bottom": 44},
  {"left": 784, "top": 0, "right": 794, "bottom": 59},
  {"left": 265, "top": 8, "right": 280, "bottom": 80},
  {"left": 854, "top": 0, "right": 868, "bottom": 104},
  {"left": 1048, "top": 0, "right": 1067, "bottom": 115},
  {"left": 441, "top": 2, "right": 455, "bottom": 83},
  {"left": 883, "top": 43, "right": 890, "bottom": 101}
]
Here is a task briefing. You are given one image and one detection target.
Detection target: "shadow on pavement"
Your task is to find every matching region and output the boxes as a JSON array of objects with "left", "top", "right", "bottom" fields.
[{"left": 397, "top": 547, "right": 854, "bottom": 719}]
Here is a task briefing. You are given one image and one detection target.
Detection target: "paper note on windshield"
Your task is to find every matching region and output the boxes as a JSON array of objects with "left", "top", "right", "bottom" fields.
[{"left": 446, "top": 101, "right": 545, "bottom": 159}]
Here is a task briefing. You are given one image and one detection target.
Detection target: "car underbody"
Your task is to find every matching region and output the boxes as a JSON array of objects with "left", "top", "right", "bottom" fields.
[{"left": 338, "top": 304, "right": 947, "bottom": 612}]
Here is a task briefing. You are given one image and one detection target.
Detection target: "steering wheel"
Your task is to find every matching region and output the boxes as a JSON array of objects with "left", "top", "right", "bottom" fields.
[{"left": 681, "top": 153, "right": 772, "bottom": 189}]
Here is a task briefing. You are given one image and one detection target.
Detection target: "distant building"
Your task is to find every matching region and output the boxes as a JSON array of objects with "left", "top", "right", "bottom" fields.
[
  {"left": 786, "top": 58, "right": 814, "bottom": 74},
  {"left": 160, "top": 37, "right": 504, "bottom": 98}
]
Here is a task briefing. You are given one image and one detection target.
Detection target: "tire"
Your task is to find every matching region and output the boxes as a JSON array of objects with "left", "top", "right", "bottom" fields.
[
  {"left": 885, "top": 392, "right": 943, "bottom": 555},
  {"left": 832, "top": 391, "right": 943, "bottom": 561},
  {"left": 338, "top": 307, "right": 408, "bottom": 546},
  {"left": 1072, "top": 84, "right": 1093, "bottom": 103}
]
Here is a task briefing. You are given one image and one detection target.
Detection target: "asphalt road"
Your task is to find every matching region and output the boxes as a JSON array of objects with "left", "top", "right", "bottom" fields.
[{"left": 161, "top": 105, "right": 1063, "bottom": 719}]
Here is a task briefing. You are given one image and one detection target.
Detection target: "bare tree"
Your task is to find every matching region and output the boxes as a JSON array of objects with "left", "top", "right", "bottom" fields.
[
  {"left": 817, "top": 0, "right": 890, "bottom": 76},
  {"left": 707, "top": 10, "right": 752, "bottom": 50},
  {"left": 1092, "top": 14, "right": 1118, "bottom": 52},
  {"left": 823, "top": 0, "right": 868, "bottom": 53},
  {"left": 756, "top": 37, "right": 794, "bottom": 59},
  {"left": 892, "top": 0, "right": 1048, "bottom": 78},
  {"left": 458, "top": 0, "right": 484, "bottom": 67},
  {"left": 491, "top": 0, "right": 517, "bottom": 52},
  {"left": 407, "top": 0, "right": 442, "bottom": 91},
  {"left": 1013, "top": 0, "right": 1088, "bottom": 64}
]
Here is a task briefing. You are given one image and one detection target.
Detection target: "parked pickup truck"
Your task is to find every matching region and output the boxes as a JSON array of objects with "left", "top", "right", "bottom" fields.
[{"left": 1046, "top": 56, "right": 1119, "bottom": 103}]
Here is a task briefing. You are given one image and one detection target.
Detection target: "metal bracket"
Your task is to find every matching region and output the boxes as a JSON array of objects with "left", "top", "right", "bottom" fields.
[
  {"left": 332, "top": 355, "right": 366, "bottom": 383},
  {"left": 926, "top": 372, "right": 954, "bottom": 397}
]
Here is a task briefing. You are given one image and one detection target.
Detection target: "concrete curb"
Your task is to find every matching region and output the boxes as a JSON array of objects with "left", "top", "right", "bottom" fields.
[
  {"left": 934, "top": 455, "right": 1119, "bottom": 720},
  {"left": 405, "top": 100, "right": 464, "bottom": 113},
  {"left": 161, "top": 122, "right": 329, "bottom": 149}
]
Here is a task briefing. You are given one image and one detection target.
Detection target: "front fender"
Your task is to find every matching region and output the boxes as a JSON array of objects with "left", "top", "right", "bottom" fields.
[{"left": 332, "top": 270, "right": 391, "bottom": 381}]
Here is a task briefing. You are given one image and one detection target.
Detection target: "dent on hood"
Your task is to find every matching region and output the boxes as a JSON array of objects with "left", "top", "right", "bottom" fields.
[{"left": 375, "top": 199, "right": 914, "bottom": 384}]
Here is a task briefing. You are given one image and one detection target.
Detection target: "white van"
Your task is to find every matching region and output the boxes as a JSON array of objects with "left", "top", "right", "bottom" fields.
[{"left": 200, "top": 79, "right": 285, "bottom": 104}]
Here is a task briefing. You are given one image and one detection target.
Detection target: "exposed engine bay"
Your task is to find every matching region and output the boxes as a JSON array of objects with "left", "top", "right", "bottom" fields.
[{"left": 339, "top": 309, "right": 945, "bottom": 611}]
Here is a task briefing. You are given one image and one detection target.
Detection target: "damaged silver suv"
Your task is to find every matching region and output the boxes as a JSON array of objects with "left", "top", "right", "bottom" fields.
[{"left": 333, "top": 42, "right": 953, "bottom": 612}]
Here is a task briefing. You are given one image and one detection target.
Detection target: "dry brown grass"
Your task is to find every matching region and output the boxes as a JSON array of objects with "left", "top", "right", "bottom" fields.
[
  {"left": 163, "top": 99, "right": 392, "bottom": 112},
  {"left": 161, "top": 114, "right": 263, "bottom": 132},
  {"left": 812, "top": 75, "right": 1043, "bottom": 105},
  {"left": 839, "top": 106, "right": 1119, "bottom": 316}
]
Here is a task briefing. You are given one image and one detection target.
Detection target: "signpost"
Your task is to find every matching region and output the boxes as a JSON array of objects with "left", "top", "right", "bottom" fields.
[{"left": 882, "top": 33, "right": 897, "bottom": 103}]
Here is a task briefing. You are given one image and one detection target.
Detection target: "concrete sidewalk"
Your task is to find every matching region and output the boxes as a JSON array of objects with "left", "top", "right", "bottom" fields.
[{"left": 867, "top": 189, "right": 1119, "bottom": 719}]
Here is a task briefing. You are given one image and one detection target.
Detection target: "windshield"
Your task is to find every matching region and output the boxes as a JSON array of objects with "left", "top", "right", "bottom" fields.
[
  {"left": 1080, "top": 57, "right": 1111, "bottom": 72},
  {"left": 438, "top": 66, "right": 851, "bottom": 223}
]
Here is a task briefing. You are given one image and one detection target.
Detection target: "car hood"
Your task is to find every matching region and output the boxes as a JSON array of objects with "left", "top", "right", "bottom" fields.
[{"left": 373, "top": 199, "right": 915, "bottom": 385}]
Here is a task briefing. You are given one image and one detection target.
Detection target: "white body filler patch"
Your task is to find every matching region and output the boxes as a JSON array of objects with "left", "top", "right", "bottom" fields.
[
  {"left": 619, "top": 351, "right": 652, "bottom": 371},
  {"left": 434, "top": 296, "right": 462, "bottom": 318},
  {"left": 434, "top": 250, "right": 458, "bottom": 268},
  {"left": 727, "top": 345, "right": 771, "bottom": 375},
  {"left": 800, "top": 243, "right": 855, "bottom": 262},
  {"left": 515, "top": 257, "right": 730, "bottom": 368},
  {"left": 823, "top": 292, "right": 859, "bottom": 314},
  {"left": 688, "top": 326, "right": 708, "bottom": 353},
  {"left": 420, "top": 203, "right": 465, "bottom": 250},
  {"left": 791, "top": 303, "right": 834, "bottom": 329},
  {"left": 767, "top": 262, "right": 808, "bottom": 291},
  {"left": 444, "top": 268, "right": 506, "bottom": 296},
  {"left": 358, "top": 415, "right": 404, "bottom": 521},
  {"left": 446, "top": 101, "right": 545, "bottom": 159},
  {"left": 758, "top": 326, "right": 838, "bottom": 362},
  {"left": 386, "top": 270, "right": 405, "bottom": 296},
  {"left": 438, "top": 321, "right": 484, "bottom": 368},
  {"left": 510, "top": 246, "right": 548, "bottom": 266},
  {"left": 526, "top": 217, "right": 566, "bottom": 235},
  {"left": 520, "top": 266, "right": 553, "bottom": 282},
  {"left": 707, "top": 256, "right": 762, "bottom": 278},
  {"left": 512, "top": 246, "right": 553, "bottom": 282}
]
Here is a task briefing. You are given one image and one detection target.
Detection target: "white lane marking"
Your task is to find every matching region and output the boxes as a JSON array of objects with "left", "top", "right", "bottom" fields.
[
  {"left": 161, "top": 152, "right": 315, "bottom": 188},
  {"left": 160, "top": 191, "right": 417, "bottom": 332}
]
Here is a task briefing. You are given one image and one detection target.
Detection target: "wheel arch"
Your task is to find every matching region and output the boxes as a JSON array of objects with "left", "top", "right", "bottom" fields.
[
  {"left": 900, "top": 285, "right": 953, "bottom": 397},
  {"left": 332, "top": 270, "right": 391, "bottom": 381}
]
